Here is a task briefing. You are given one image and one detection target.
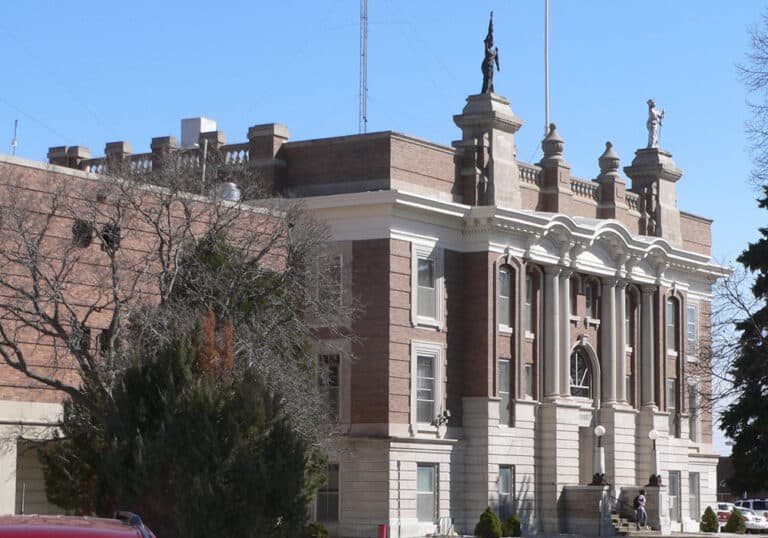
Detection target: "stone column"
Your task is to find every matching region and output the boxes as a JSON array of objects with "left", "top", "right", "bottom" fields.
[
  {"left": 641, "top": 286, "right": 656, "bottom": 407},
  {"left": 601, "top": 278, "right": 618, "bottom": 404},
  {"left": 543, "top": 266, "right": 561, "bottom": 399},
  {"left": 559, "top": 269, "right": 573, "bottom": 397},
  {"left": 0, "top": 430, "right": 17, "bottom": 514},
  {"left": 616, "top": 281, "right": 628, "bottom": 403}
]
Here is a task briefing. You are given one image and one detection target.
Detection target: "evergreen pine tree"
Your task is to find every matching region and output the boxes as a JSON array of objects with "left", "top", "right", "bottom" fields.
[{"left": 721, "top": 185, "right": 768, "bottom": 494}]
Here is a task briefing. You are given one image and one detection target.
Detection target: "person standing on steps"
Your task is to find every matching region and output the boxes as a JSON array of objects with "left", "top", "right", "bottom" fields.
[{"left": 635, "top": 488, "right": 648, "bottom": 530}]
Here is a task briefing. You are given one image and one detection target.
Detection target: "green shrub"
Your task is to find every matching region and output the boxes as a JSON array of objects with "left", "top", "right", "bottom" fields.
[
  {"left": 475, "top": 507, "right": 502, "bottom": 538},
  {"left": 303, "top": 522, "right": 329, "bottom": 538},
  {"left": 725, "top": 509, "right": 746, "bottom": 534},
  {"left": 501, "top": 514, "right": 521, "bottom": 537},
  {"left": 700, "top": 506, "right": 719, "bottom": 533}
]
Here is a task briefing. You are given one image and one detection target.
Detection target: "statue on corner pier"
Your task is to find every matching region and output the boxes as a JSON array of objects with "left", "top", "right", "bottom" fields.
[
  {"left": 646, "top": 98, "right": 665, "bottom": 149},
  {"left": 481, "top": 11, "right": 500, "bottom": 94}
]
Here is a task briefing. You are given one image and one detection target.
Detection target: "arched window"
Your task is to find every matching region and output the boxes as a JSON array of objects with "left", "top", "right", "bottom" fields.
[
  {"left": 498, "top": 265, "right": 513, "bottom": 328},
  {"left": 570, "top": 350, "right": 591, "bottom": 398}
]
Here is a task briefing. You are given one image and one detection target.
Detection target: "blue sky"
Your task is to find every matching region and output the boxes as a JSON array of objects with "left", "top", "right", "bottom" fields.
[{"left": 1, "top": 1, "right": 765, "bottom": 454}]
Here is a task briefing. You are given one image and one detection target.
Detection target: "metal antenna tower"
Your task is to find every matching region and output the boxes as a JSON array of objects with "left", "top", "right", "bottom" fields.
[
  {"left": 11, "top": 120, "right": 18, "bottom": 156},
  {"left": 359, "top": 0, "right": 368, "bottom": 133}
]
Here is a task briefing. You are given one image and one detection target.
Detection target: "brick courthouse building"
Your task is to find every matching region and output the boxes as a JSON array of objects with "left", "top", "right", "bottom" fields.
[{"left": 0, "top": 84, "right": 727, "bottom": 533}]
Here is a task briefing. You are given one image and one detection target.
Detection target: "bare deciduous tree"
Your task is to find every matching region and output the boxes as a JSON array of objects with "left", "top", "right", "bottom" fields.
[{"left": 0, "top": 155, "right": 356, "bottom": 446}]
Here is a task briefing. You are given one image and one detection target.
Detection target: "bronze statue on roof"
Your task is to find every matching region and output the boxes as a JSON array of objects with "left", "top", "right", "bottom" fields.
[{"left": 481, "top": 11, "right": 500, "bottom": 94}]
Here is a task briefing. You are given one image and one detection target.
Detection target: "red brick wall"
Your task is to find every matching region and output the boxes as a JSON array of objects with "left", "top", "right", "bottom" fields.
[
  {"left": 0, "top": 160, "right": 284, "bottom": 404},
  {"left": 462, "top": 252, "right": 494, "bottom": 397},
  {"left": 350, "top": 238, "right": 392, "bottom": 425}
]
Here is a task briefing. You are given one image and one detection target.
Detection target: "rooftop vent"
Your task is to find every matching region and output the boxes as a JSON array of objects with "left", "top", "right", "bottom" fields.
[{"left": 181, "top": 117, "right": 217, "bottom": 149}]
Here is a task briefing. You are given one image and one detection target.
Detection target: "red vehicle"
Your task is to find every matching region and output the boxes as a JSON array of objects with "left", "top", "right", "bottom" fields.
[{"left": 0, "top": 512, "right": 156, "bottom": 537}]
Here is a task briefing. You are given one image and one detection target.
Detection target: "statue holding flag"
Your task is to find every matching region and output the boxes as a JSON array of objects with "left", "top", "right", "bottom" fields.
[{"left": 481, "top": 11, "right": 500, "bottom": 94}]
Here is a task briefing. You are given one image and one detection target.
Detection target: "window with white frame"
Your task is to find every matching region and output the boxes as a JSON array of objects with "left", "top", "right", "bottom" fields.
[
  {"left": 498, "top": 265, "right": 513, "bottom": 329},
  {"left": 411, "top": 341, "right": 443, "bottom": 428},
  {"left": 498, "top": 465, "right": 515, "bottom": 521},
  {"left": 319, "top": 354, "right": 340, "bottom": 421},
  {"left": 316, "top": 463, "right": 339, "bottom": 521},
  {"left": 412, "top": 244, "right": 443, "bottom": 328},
  {"left": 666, "top": 298, "right": 679, "bottom": 354},
  {"left": 686, "top": 304, "right": 699, "bottom": 358},
  {"left": 417, "top": 463, "right": 438, "bottom": 522},
  {"left": 499, "top": 359, "right": 511, "bottom": 425}
]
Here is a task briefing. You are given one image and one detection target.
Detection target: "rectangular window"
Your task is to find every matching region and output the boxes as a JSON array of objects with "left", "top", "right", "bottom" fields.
[
  {"left": 319, "top": 354, "right": 340, "bottom": 421},
  {"left": 417, "top": 463, "right": 437, "bottom": 523},
  {"left": 525, "top": 274, "right": 533, "bottom": 334},
  {"left": 317, "top": 254, "right": 343, "bottom": 307},
  {"left": 669, "top": 470, "right": 681, "bottom": 523},
  {"left": 686, "top": 304, "right": 698, "bottom": 356},
  {"left": 499, "top": 359, "right": 510, "bottom": 425},
  {"left": 524, "top": 364, "right": 533, "bottom": 399},
  {"left": 689, "top": 472, "right": 700, "bottom": 521},
  {"left": 411, "top": 341, "right": 443, "bottom": 431},
  {"left": 625, "top": 296, "right": 632, "bottom": 349},
  {"left": 417, "top": 355, "right": 436, "bottom": 424},
  {"left": 585, "top": 282, "right": 595, "bottom": 319},
  {"left": 667, "top": 378, "right": 678, "bottom": 437},
  {"left": 666, "top": 299, "right": 678, "bottom": 353},
  {"left": 688, "top": 385, "right": 699, "bottom": 442},
  {"left": 498, "top": 465, "right": 515, "bottom": 521},
  {"left": 316, "top": 464, "right": 339, "bottom": 521},
  {"left": 412, "top": 244, "right": 443, "bottom": 328},
  {"left": 626, "top": 375, "right": 632, "bottom": 406},
  {"left": 499, "top": 267, "right": 512, "bottom": 328},
  {"left": 417, "top": 258, "right": 436, "bottom": 319}
]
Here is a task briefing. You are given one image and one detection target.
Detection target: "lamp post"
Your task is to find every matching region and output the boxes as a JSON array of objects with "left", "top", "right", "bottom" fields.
[
  {"left": 591, "top": 424, "right": 607, "bottom": 485},
  {"left": 648, "top": 429, "right": 662, "bottom": 486}
]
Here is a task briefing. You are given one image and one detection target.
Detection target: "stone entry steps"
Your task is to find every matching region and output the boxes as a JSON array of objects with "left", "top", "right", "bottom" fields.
[{"left": 611, "top": 513, "right": 660, "bottom": 536}]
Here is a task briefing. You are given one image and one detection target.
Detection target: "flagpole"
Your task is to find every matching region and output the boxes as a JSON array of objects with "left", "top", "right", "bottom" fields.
[{"left": 544, "top": 0, "right": 550, "bottom": 135}]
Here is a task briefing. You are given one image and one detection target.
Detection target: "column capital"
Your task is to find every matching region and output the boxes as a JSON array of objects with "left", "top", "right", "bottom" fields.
[
  {"left": 544, "top": 265, "right": 562, "bottom": 276},
  {"left": 601, "top": 276, "right": 620, "bottom": 288},
  {"left": 616, "top": 278, "right": 629, "bottom": 290},
  {"left": 559, "top": 266, "right": 574, "bottom": 279},
  {"left": 641, "top": 284, "right": 657, "bottom": 295}
]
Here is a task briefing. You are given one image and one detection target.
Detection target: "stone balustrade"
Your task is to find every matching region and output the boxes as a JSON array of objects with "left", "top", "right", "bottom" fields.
[
  {"left": 626, "top": 192, "right": 640, "bottom": 212},
  {"left": 518, "top": 162, "right": 541, "bottom": 186},
  {"left": 570, "top": 177, "right": 599, "bottom": 200}
]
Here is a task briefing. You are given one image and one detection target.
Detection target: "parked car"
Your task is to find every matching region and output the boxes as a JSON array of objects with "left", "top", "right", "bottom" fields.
[
  {"left": 715, "top": 502, "right": 736, "bottom": 529},
  {"left": 736, "top": 499, "right": 768, "bottom": 520},
  {"left": 0, "top": 512, "right": 156, "bottom": 537},
  {"left": 736, "top": 507, "right": 768, "bottom": 534}
]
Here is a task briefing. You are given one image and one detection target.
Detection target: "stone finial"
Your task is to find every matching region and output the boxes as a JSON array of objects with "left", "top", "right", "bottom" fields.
[
  {"left": 541, "top": 123, "right": 565, "bottom": 161},
  {"left": 598, "top": 141, "right": 620, "bottom": 174}
]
